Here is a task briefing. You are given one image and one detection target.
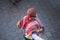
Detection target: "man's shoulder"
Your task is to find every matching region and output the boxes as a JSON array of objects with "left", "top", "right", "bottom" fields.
[
  {"left": 33, "top": 20, "right": 39, "bottom": 24},
  {"left": 28, "top": 20, "right": 39, "bottom": 25},
  {"left": 23, "top": 15, "right": 28, "bottom": 19}
]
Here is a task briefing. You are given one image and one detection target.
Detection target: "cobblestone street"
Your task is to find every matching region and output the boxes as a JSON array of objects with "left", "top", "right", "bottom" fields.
[{"left": 0, "top": 0, "right": 60, "bottom": 40}]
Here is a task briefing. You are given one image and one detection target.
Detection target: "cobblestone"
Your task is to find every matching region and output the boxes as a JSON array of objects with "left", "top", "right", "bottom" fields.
[{"left": 0, "top": 0, "right": 60, "bottom": 40}]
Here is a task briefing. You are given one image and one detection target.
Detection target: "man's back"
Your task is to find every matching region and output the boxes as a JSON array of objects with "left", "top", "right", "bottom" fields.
[{"left": 24, "top": 19, "right": 40, "bottom": 36}]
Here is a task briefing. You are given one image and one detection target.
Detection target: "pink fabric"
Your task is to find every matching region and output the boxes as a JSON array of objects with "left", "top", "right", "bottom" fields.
[
  {"left": 25, "top": 20, "right": 40, "bottom": 35},
  {"left": 19, "top": 15, "right": 41, "bottom": 35}
]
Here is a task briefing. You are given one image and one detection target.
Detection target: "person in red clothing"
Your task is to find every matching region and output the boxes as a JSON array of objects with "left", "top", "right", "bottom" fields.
[{"left": 17, "top": 8, "right": 44, "bottom": 40}]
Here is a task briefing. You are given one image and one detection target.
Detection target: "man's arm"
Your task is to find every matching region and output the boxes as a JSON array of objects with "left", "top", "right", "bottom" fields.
[
  {"left": 17, "top": 20, "right": 21, "bottom": 28},
  {"left": 36, "top": 14, "right": 44, "bottom": 27},
  {"left": 36, "top": 14, "right": 45, "bottom": 33},
  {"left": 17, "top": 18, "right": 23, "bottom": 28}
]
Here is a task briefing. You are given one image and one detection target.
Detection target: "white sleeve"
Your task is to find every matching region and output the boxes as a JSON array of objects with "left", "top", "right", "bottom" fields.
[{"left": 32, "top": 34, "right": 44, "bottom": 40}]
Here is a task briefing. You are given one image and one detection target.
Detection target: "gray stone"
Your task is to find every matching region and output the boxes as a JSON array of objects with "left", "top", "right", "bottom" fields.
[
  {"left": 0, "top": 0, "right": 60, "bottom": 40},
  {"left": 45, "top": 32, "right": 52, "bottom": 37}
]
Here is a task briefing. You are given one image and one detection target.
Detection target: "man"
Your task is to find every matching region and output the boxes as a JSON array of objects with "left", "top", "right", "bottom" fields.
[{"left": 17, "top": 8, "right": 44, "bottom": 40}]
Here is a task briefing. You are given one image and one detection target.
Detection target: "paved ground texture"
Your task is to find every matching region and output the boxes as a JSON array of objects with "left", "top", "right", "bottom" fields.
[{"left": 0, "top": 0, "right": 60, "bottom": 40}]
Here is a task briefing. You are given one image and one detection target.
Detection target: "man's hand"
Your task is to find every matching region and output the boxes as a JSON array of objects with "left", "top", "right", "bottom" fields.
[
  {"left": 40, "top": 27, "right": 44, "bottom": 33},
  {"left": 17, "top": 20, "right": 20, "bottom": 28}
]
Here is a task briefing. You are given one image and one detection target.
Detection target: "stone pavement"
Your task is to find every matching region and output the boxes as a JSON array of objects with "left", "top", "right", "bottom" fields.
[{"left": 0, "top": 0, "right": 60, "bottom": 40}]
